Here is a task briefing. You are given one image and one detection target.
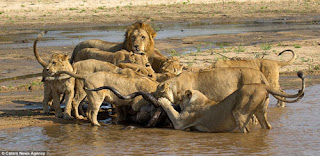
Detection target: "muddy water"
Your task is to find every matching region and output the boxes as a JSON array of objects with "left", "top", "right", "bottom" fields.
[
  {"left": 1, "top": 21, "right": 320, "bottom": 49},
  {"left": 0, "top": 84, "right": 319, "bottom": 155}
]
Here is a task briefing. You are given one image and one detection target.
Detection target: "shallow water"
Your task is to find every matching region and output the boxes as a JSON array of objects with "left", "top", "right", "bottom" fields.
[
  {"left": 1, "top": 21, "right": 319, "bottom": 49},
  {"left": 0, "top": 84, "right": 319, "bottom": 155}
]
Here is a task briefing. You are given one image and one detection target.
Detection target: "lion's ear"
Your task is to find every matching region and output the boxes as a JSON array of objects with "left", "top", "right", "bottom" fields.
[
  {"left": 152, "top": 32, "right": 157, "bottom": 39},
  {"left": 135, "top": 68, "right": 141, "bottom": 72},
  {"left": 185, "top": 90, "right": 192, "bottom": 98},
  {"left": 129, "top": 52, "right": 134, "bottom": 56},
  {"left": 63, "top": 54, "right": 68, "bottom": 61},
  {"left": 171, "top": 56, "right": 178, "bottom": 61}
]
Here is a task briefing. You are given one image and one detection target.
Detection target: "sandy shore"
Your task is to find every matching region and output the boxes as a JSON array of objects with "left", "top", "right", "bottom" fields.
[{"left": 0, "top": 0, "right": 320, "bottom": 130}]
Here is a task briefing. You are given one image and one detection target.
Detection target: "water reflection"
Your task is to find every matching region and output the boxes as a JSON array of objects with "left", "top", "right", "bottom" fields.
[{"left": 0, "top": 84, "right": 319, "bottom": 155}]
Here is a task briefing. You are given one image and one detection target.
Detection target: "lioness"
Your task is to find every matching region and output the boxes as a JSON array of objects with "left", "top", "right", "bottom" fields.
[
  {"left": 156, "top": 68, "right": 271, "bottom": 105},
  {"left": 34, "top": 31, "right": 75, "bottom": 119},
  {"left": 55, "top": 71, "right": 159, "bottom": 126},
  {"left": 117, "top": 62, "right": 156, "bottom": 80},
  {"left": 157, "top": 72, "right": 305, "bottom": 133},
  {"left": 209, "top": 49, "right": 296, "bottom": 107},
  {"left": 72, "top": 48, "right": 149, "bottom": 66},
  {"left": 68, "top": 59, "right": 157, "bottom": 119},
  {"left": 45, "top": 59, "right": 157, "bottom": 119},
  {"left": 151, "top": 56, "right": 184, "bottom": 74}
]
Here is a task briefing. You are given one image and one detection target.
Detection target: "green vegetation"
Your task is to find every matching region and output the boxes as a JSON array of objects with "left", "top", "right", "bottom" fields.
[
  {"left": 196, "top": 46, "right": 201, "bottom": 52},
  {"left": 169, "top": 49, "right": 179, "bottom": 56},
  {"left": 31, "top": 81, "right": 42, "bottom": 86},
  {"left": 97, "top": 6, "right": 105, "bottom": 10},
  {"left": 300, "top": 57, "right": 310, "bottom": 62},
  {"left": 260, "top": 43, "right": 272, "bottom": 51},
  {"left": 69, "top": 8, "right": 78, "bottom": 10},
  {"left": 234, "top": 45, "right": 246, "bottom": 53},
  {"left": 294, "top": 44, "right": 302, "bottom": 48}
]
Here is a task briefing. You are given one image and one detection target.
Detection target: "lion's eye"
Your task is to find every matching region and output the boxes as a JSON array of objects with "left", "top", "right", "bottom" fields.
[
  {"left": 141, "top": 36, "right": 145, "bottom": 40},
  {"left": 52, "top": 62, "right": 56, "bottom": 65},
  {"left": 146, "top": 63, "right": 150, "bottom": 67}
]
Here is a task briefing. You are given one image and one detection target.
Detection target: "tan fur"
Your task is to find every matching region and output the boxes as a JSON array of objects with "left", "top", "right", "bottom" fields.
[
  {"left": 43, "top": 54, "right": 75, "bottom": 119},
  {"left": 158, "top": 76, "right": 304, "bottom": 133},
  {"left": 151, "top": 56, "right": 184, "bottom": 74},
  {"left": 73, "top": 48, "right": 149, "bottom": 66},
  {"left": 156, "top": 68, "right": 271, "bottom": 105},
  {"left": 118, "top": 63, "right": 156, "bottom": 80},
  {"left": 64, "top": 59, "right": 157, "bottom": 119},
  {"left": 69, "top": 21, "right": 185, "bottom": 74},
  {"left": 33, "top": 31, "right": 75, "bottom": 119},
  {"left": 57, "top": 71, "right": 159, "bottom": 126},
  {"left": 155, "top": 72, "right": 177, "bottom": 82},
  {"left": 209, "top": 50, "right": 296, "bottom": 107},
  {"left": 70, "top": 21, "right": 164, "bottom": 63}
]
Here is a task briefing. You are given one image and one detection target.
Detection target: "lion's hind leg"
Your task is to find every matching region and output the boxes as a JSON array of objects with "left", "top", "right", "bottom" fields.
[
  {"left": 86, "top": 91, "right": 105, "bottom": 126},
  {"left": 254, "top": 97, "right": 272, "bottom": 130},
  {"left": 72, "top": 81, "right": 87, "bottom": 120},
  {"left": 233, "top": 85, "right": 271, "bottom": 133},
  {"left": 232, "top": 110, "right": 252, "bottom": 133}
]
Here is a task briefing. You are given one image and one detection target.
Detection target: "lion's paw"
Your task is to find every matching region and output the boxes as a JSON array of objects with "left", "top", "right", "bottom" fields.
[
  {"left": 63, "top": 113, "right": 74, "bottom": 120},
  {"left": 76, "top": 115, "right": 86, "bottom": 120},
  {"left": 158, "top": 97, "right": 171, "bottom": 107},
  {"left": 55, "top": 112, "right": 63, "bottom": 118}
]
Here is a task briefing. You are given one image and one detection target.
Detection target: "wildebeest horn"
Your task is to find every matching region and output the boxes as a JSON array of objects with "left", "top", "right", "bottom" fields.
[{"left": 87, "top": 86, "right": 161, "bottom": 107}]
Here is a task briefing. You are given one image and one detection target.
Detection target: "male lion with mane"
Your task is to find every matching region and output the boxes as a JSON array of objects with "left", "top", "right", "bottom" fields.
[
  {"left": 158, "top": 71, "right": 305, "bottom": 133},
  {"left": 70, "top": 21, "right": 163, "bottom": 62},
  {"left": 70, "top": 21, "right": 184, "bottom": 74}
]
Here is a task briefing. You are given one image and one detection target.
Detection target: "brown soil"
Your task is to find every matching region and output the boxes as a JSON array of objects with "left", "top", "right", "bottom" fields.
[{"left": 0, "top": 0, "right": 320, "bottom": 130}]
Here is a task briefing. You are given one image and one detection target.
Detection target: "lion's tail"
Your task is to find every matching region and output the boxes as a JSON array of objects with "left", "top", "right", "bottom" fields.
[
  {"left": 56, "top": 71, "right": 85, "bottom": 80},
  {"left": 278, "top": 49, "right": 296, "bottom": 67},
  {"left": 34, "top": 31, "right": 49, "bottom": 67},
  {"left": 267, "top": 71, "right": 305, "bottom": 103}
]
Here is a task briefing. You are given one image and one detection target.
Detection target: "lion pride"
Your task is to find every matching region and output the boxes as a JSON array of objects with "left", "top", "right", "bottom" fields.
[{"left": 157, "top": 71, "right": 304, "bottom": 133}]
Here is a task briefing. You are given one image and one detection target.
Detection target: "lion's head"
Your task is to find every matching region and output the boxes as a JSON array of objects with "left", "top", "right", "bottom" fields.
[
  {"left": 156, "top": 81, "right": 182, "bottom": 104},
  {"left": 160, "top": 57, "right": 184, "bottom": 75},
  {"left": 125, "top": 51, "right": 150, "bottom": 67},
  {"left": 46, "top": 53, "right": 73, "bottom": 76},
  {"left": 123, "top": 21, "right": 157, "bottom": 56},
  {"left": 182, "top": 90, "right": 210, "bottom": 110}
]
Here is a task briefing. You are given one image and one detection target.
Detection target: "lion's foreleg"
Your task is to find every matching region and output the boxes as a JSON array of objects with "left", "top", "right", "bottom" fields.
[
  {"left": 73, "top": 81, "right": 87, "bottom": 120},
  {"left": 52, "top": 90, "right": 63, "bottom": 118},
  {"left": 62, "top": 89, "right": 74, "bottom": 120},
  {"left": 42, "top": 81, "right": 52, "bottom": 114},
  {"left": 158, "top": 98, "right": 194, "bottom": 130}
]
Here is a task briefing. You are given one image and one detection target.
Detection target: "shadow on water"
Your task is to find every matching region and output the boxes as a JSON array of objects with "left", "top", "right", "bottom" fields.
[{"left": 0, "top": 84, "right": 320, "bottom": 155}]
